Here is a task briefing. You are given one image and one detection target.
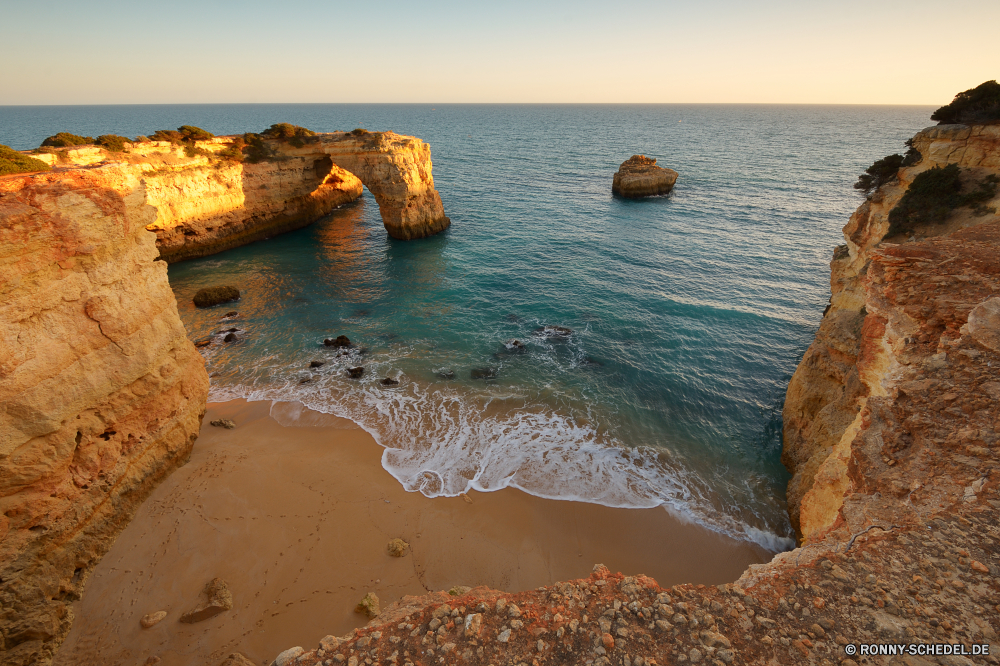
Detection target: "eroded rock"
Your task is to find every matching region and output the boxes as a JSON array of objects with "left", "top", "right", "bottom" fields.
[
  {"left": 179, "top": 578, "right": 234, "bottom": 624},
  {"left": 612, "top": 155, "right": 678, "bottom": 198},
  {"left": 387, "top": 538, "right": 409, "bottom": 556},
  {"left": 140, "top": 611, "right": 167, "bottom": 628},
  {"left": 356, "top": 592, "right": 380, "bottom": 618},
  {"left": 193, "top": 286, "right": 240, "bottom": 308}
]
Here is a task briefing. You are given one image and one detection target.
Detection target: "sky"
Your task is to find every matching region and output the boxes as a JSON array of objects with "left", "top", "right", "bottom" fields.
[{"left": 1, "top": 0, "right": 997, "bottom": 105}]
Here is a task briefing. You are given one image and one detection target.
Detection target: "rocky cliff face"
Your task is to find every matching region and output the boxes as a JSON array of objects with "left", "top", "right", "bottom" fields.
[
  {"left": 271, "top": 124, "right": 1000, "bottom": 666},
  {"left": 612, "top": 155, "right": 678, "bottom": 198},
  {"left": 0, "top": 166, "right": 209, "bottom": 665},
  {"left": 783, "top": 123, "right": 1000, "bottom": 542},
  {"left": 34, "top": 131, "right": 449, "bottom": 263}
]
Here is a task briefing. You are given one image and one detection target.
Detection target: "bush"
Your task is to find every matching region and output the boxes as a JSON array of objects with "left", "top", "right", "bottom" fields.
[
  {"left": 854, "top": 154, "right": 904, "bottom": 195},
  {"left": 241, "top": 133, "right": 274, "bottom": 163},
  {"left": 133, "top": 135, "right": 151, "bottom": 143},
  {"left": 350, "top": 128, "right": 370, "bottom": 136},
  {"left": 0, "top": 144, "right": 51, "bottom": 176},
  {"left": 178, "top": 125, "right": 214, "bottom": 141},
  {"left": 260, "top": 123, "right": 315, "bottom": 148},
  {"left": 931, "top": 80, "right": 1000, "bottom": 125},
  {"left": 41, "top": 132, "right": 94, "bottom": 148},
  {"left": 96, "top": 135, "right": 129, "bottom": 152},
  {"left": 150, "top": 129, "right": 185, "bottom": 144},
  {"left": 887, "top": 165, "right": 999, "bottom": 236}
]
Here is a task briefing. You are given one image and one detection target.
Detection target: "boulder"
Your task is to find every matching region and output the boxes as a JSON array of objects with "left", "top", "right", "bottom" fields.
[
  {"left": 140, "top": 611, "right": 167, "bottom": 628},
  {"left": 387, "top": 538, "right": 410, "bottom": 556},
  {"left": 324, "top": 335, "right": 351, "bottom": 347},
  {"left": 220, "top": 654, "right": 256, "bottom": 666},
  {"left": 270, "top": 647, "right": 304, "bottom": 666},
  {"left": 210, "top": 419, "right": 236, "bottom": 430},
  {"left": 436, "top": 368, "right": 455, "bottom": 379},
  {"left": 347, "top": 366, "right": 365, "bottom": 379},
  {"left": 193, "top": 286, "right": 241, "bottom": 308},
  {"left": 356, "top": 592, "right": 380, "bottom": 618},
  {"left": 223, "top": 333, "right": 237, "bottom": 343},
  {"left": 179, "top": 578, "right": 234, "bottom": 624},
  {"left": 309, "top": 361, "right": 325, "bottom": 368},
  {"left": 381, "top": 377, "right": 400, "bottom": 386},
  {"left": 534, "top": 325, "right": 573, "bottom": 338},
  {"left": 612, "top": 155, "right": 678, "bottom": 198},
  {"left": 504, "top": 339, "right": 525, "bottom": 350}
]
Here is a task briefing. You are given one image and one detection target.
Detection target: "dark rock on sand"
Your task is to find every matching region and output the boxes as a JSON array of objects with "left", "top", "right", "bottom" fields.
[
  {"left": 309, "top": 361, "right": 325, "bottom": 368},
  {"left": 210, "top": 419, "right": 236, "bottom": 429},
  {"left": 471, "top": 367, "right": 498, "bottom": 380},
  {"left": 179, "top": 578, "right": 233, "bottom": 624},
  {"left": 324, "top": 335, "right": 351, "bottom": 348},
  {"left": 347, "top": 366, "right": 365, "bottom": 379},
  {"left": 381, "top": 377, "right": 400, "bottom": 386},
  {"left": 193, "top": 286, "right": 240, "bottom": 308}
]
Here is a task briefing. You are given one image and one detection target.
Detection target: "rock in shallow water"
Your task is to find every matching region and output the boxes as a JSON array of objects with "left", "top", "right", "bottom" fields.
[
  {"left": 471, "top": 367, "right": 498, "bottom": 380},
  {"left": 347, "top": 366, "right": 365, "bottom": 378},
  {"left": 612, "top": 155, "right": 678, "bottom": 198},
  {"left": 324, "top": 335, "right": 351, "bottom": 347},
  {"left": 309, "top": 360, "right": 325, "bottom": 368},
  {"left": 193, "top": 286, "right": 241, "bottom": 308},
  {"left": 381, "top": 377, "right": 400, "bottom": 386}
]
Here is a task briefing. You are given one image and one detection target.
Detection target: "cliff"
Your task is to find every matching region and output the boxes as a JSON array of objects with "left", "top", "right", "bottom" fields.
[
  {"left": 32, "top": 131, "right": 450, "bottom": 263},
  {"left": 269, "top": 124, "right": 1000, "bottom": 666},
  {"left": 0, "top": 166, "right": 209, "bottom": 665}
]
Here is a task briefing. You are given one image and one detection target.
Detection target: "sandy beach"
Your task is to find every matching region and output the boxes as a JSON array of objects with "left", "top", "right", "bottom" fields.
[{"left": 54, "top": 399, "right": 772, "bottom": 666}]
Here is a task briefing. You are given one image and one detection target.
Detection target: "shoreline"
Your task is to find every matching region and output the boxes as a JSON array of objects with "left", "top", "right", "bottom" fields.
[{"left": 55, "top": 398, "right": 772, "bottom": 666}]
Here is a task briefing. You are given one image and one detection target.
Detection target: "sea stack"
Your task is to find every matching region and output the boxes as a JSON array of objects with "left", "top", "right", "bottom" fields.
[{"left": 612, "top": 155, "right": 678, "bottom": 198}]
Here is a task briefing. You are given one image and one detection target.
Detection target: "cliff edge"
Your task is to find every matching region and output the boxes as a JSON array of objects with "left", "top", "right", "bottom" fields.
[{"left": 0, "top": 166, "right": 209, "bottom": 665}]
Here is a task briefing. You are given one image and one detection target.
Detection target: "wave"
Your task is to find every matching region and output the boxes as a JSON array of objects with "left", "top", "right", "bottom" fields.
[{"left": 206, "top": 358, "right": 795, "bottom": 553}]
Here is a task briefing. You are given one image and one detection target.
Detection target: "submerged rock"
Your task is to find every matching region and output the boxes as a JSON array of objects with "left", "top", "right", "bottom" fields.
[
  {"left": 324, "top": 335, "right": 351, "bottom": 348},
  {"left": 612, "top": 155, "right": 678, "bottom": 198},
  {"left": 309, "top": 360, "right": 325, "bottom": 368},
  {"left": 387, "top": 538, "right": 409, "bottom": 557},
  {"left": 347, "top": 366, "right": 365, "bottom": 379},
  {"left": 179, "top": 578, "right": 233, "bottom": 624},
  {"left": 356, "top": 592, "right": 380, "bottom": 618},
  {"left": 380, "top": 377, "right": 400, "bottom": 386},
  {"left": 470, "top": 367, "right": 498, "bottom": 380},
  {"left": 504, "top": 339, "right": 525, "bottom": 351},
  {"left": 436, "top": 368, "right": 455, "bottom": 379},
  {"left": 193, "top": 286, "right": 241, "bottom": 308},
  {"left": 210, "top": 419, "right": 236, "bottom": 430}
]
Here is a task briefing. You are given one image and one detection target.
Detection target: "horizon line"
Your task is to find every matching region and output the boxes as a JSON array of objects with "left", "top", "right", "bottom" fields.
[{"left": 0, "top": 101, "right": 941, "bottom": 108}]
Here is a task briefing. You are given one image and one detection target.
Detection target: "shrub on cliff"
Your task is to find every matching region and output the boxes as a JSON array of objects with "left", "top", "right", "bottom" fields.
[
  {"left": 854, "top": 154, "right": 904, "bottom": 195},
  {"left": 96, "top": 135, "right": 130, "bottom": 152},
  {"left": 931, "top": 80, "right": 1000, "bottom": 125},
  {"left": 241, "top": 133, "right": 274, "bottom": 163},
  {"left": 260, "top": 123, "right": 315, "bottom": 148},
  {"left": 887, "top": 165, "right": 999, "bottom": 236},
  {"left": 0, "top": 144, "right": 51, "bottom": 175},
  {"left": 151, "top": 126, "right": 215, "bottom": 144},
  {"left": 40, "top": 132, "right": 94, "bottom": 148}
]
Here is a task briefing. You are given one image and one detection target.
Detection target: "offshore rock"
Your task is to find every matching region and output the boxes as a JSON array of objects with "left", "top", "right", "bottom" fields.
[
  {"left": 0, "top": 165, "right": 208, "bottom": 665},
  {"left": 612, "top": 155, "right": 678, "bottom": 198},
  {"left": 31, "top": 131, "right": 450, "bottom": 262}
]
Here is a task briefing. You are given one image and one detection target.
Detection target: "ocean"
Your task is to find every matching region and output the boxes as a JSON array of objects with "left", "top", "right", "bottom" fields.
[{"left": 1, "top": 103, "right": 935, "bottom": 550}]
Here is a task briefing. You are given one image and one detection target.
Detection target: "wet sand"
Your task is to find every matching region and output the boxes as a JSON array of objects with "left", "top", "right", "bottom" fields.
[{"left": 55, "top": 399, "right": 772, "bottom": 666}]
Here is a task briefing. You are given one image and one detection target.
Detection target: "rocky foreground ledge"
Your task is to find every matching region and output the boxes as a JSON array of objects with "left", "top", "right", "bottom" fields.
[{"left": 269, "top": 125, "right": 1000, "bottom": 666}]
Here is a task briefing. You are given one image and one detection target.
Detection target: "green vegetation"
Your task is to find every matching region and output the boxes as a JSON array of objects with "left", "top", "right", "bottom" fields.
[
  {"left": 41, "top": 132, "right": 94, "bottom": 148},
  {"left": 240, "top": 133, "right": 274, "bottom": 163},
  {"left": 887, "top": 164, "right": 999, "bottom": 236},
  {"left": 96, "top": 134, "right": 130, "bottom": 152},
  {"left": 0, "top": 144, "right": 51, "bottom": 176},
  {"left": 150, "top": 125, "right": 215, "bottom": 144},
  {"left": 931, "top": 80, "right": 1000, "bottom": 125},
  {"left": 350, "top": 128, "right": 370, "bottom": 136},
  {"left": 260, "top": 123, "right": 315, "bottom": 148},
  {"left": 855, "top": 154, "right": 905, "bottom": 195}
]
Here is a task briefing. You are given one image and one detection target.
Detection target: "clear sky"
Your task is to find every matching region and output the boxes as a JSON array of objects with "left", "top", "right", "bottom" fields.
[{"left": 1, "top": 0, "right": 997, "bottom": 105}]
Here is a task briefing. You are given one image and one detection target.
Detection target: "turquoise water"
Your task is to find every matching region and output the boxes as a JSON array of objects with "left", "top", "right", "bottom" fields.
[{"left": 1, "top": 104, "right": 935, "bottom": 550}]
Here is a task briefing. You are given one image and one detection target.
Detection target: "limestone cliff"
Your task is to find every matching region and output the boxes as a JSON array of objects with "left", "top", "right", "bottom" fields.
[
  {"left": 0, "top": 166, "right": 209, "bottom": 665},
  {"left": 272, "top": 123, "right": 1000, "bottom": 666},
  {"left": 32, "top": 131, "right": 450, "bottom": 263},
  {"left": 783, "top": 123, "right": 1000, "bottom": 541}
]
